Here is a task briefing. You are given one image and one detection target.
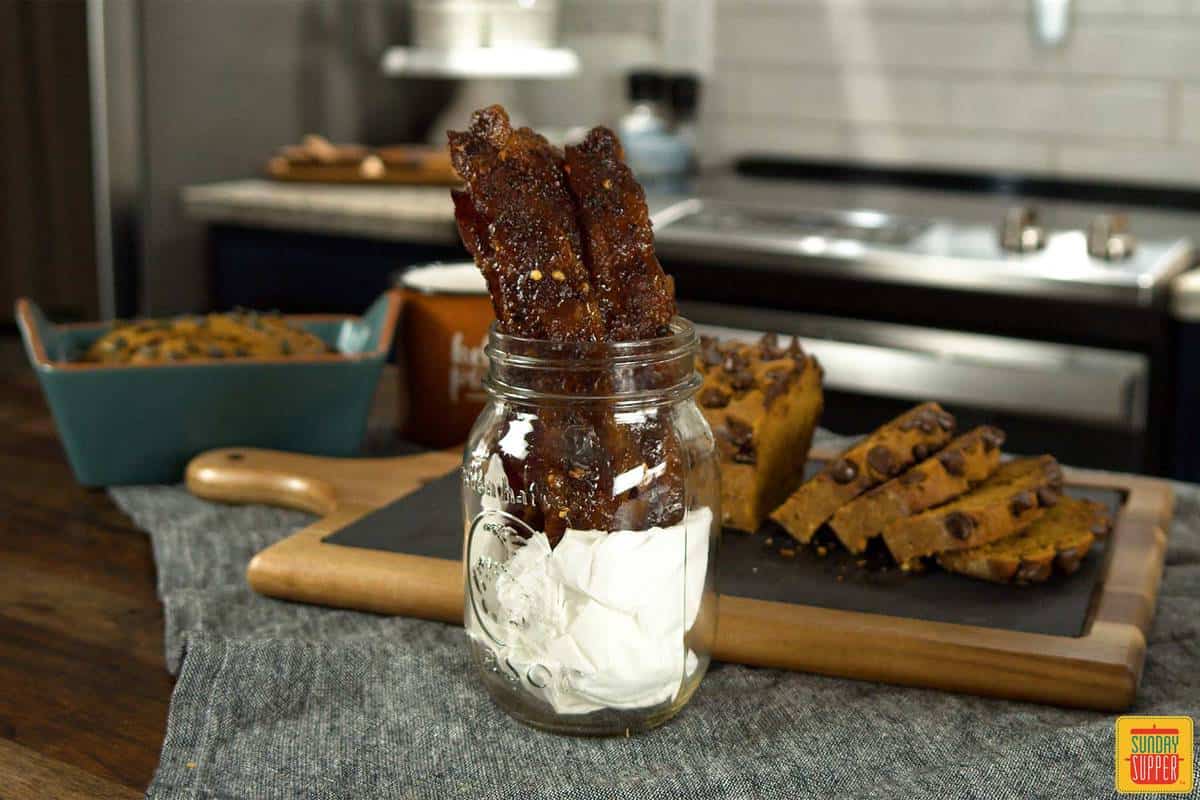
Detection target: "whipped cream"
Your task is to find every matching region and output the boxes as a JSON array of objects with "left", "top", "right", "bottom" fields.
[{"left": 467, "top": 456, "right": 711, "bottom": 715}]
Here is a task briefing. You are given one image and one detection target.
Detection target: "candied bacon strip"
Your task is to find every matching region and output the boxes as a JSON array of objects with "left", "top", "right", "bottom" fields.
[
  {"left": 564, "top": 126, "right": 676, "bottom": 341},
  {"left": 450, "top": 106, "right": 686, "bottom": 536},
  {"left": 449, "top": 105, "right": 604, "bottom": 341}
]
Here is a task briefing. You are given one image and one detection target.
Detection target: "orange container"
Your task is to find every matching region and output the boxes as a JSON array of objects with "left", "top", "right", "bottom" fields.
[{"left": 398, "top": 263, "right": 494, "bottom": 448}]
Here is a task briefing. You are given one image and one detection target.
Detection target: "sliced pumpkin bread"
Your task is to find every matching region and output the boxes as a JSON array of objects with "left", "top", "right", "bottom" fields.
[
  {"left": 696, "top": 334, "right": 824, "bottom": 533},
  {"left": 770, "top": 402, "right": 956, "bottom": 544},
  {"left": 938, "top": 496, "right": 1110, "bottom": 583},
  {"left": 881, "top": 455, "right": 1064, "bottom": 567},
  {"left": 829, "top": 426, "right": 1006, "bottom": 554}
]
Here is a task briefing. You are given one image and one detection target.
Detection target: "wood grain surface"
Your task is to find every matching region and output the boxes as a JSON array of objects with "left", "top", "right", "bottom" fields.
[
  {"left": 188, "top": 441, "right": 1174, "bottom": 711},
  {"left": 0, "top": 339, "right": 171, "bottom": 795}
]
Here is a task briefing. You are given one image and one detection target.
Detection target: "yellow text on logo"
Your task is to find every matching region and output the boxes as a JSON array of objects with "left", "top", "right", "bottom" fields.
[{"left": 1116, "top": 716, "right": 1193, "bottom": 794}]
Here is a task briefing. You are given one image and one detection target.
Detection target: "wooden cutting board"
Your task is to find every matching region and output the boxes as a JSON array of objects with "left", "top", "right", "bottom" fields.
[{"left": 185, "top": 444, "right": 1173, "bottom": 711}]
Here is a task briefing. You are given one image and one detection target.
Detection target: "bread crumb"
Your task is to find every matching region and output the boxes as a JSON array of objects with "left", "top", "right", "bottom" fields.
[
  {"left": 186, "top": 762, "right": 197, "bottom": 769},
  {"left": 836, "top": 575, "right": 844, "bottom": 582},
  {"left": 816, "top": 545, "right": 828, "bottom": 557},
  {"left": 764, "top": 537, "right": 774, "bottom": 546},
  {"left": 530, "top": 269, "right": 544, "bottom": 281},
  {"left": 779, "top": 547, "right": 796, "bottom": 559},
  {"left": 551, "top": 270, "right": 566, "bottom": 282}
]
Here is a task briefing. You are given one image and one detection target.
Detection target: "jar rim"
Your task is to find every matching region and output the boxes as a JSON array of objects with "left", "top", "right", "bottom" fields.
[
  {"left": 486, "top": 317, "right": 698, "bottom": 363},
  {"left": 483, "top": 316, "right": 701, "bottom": 405}
]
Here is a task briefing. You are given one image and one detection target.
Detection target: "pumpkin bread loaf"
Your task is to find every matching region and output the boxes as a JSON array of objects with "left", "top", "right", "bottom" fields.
[
  {"left": 829, "top": 426, "right": 1006, "bottom": 554},
  {"left": 696, "top": 334, "right": 824, "bottom": 533},
  {"left": 770, "top": 402, "right": 956, "bottom": 544},
  {"left": 881, "top": 455, "right": 1064, "bottom": 568},
  {"left": 938, "top": 496, "right": 1110, "bottom": 583}
]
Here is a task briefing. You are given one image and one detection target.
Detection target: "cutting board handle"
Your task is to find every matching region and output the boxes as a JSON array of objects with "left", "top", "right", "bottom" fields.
[
  {"left": 186, "top": 448, "right": 341, "bottom": 514},
  {"left": 186, "top": 446, "right": 462, "bottom": 515}
]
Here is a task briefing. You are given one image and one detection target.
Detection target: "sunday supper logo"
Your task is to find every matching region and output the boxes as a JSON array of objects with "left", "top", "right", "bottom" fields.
[{"left": 1115, "top": 716, "right": 1194, "bottom": 794}]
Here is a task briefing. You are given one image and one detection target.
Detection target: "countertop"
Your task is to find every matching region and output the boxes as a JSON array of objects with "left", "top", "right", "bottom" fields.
[
  {"left": 182, "top": 180, "right": 460, "bottom": 244},
  {"left": 0, "top": 337, "right": 168, "bottom": 798},
  {"left": 182, "top": 173, "right": 1200, "bottom": 247}
]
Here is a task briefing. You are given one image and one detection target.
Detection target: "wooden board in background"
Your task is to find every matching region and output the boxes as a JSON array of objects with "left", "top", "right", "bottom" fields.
[
  {"left": 185, "top": 444, "right": 1173, "bottom": 711},
  {"left": 267, "top": 146, "right": 460, "bottom": 186}
]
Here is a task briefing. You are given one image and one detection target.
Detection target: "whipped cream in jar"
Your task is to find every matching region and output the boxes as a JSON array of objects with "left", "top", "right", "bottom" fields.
[{"left": 462, "top": 319, "right": 720, "bottom": 735}]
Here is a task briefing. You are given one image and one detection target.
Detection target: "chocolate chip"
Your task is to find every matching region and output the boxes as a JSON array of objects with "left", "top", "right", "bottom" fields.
[
  {"left": 732, "top": 447, "right": 756, "bottom": 465},
  {"left": 938, "top": 449, "right": 967, "bottom": 477},
  {"left": 1037, "top": 486, "right": 1060, "bottom": 507},
  {"left": 758, "top": 333, "right": 786, "bottom": 359},
  {"left": 935, "top": 411, "right": 956, "bottom": 431},
  {"left": 763, "top": 380, "right": 787, "bottom": 406},
  {"left": 1009, "top": 491, "right": 1036, "bottom": 516},
  {"left": 912, "top": 443, "right": 931, "bottom": 461},
  {"left": 730, "top": 369, "right": 755, "bottom": 391},
  {"left": 722, "top": 351, "right": 749, "bottom": 374},
  {"left": 726, "top": 418, "right": 753, "bottom": 447},
  {"left": 866, "top": 445, "right": 898, "bottom": 477},
  {"left": 698, "top": 386, "right": 730, "bottom": 409},
  {"left": 917, "top": 416, "right": 937, "bottom": 434},
  {"left": 900, "top": 469, "right": 925, "bottom": 486},
  {"left": 829, "top": 458, "right": 859, "bottom": 484},
  {"left": 980, "top": 426, "right": 1006, "bottom": 452},
  {"left": 944, "top": 511, "right": 977, "bottom": 540}
]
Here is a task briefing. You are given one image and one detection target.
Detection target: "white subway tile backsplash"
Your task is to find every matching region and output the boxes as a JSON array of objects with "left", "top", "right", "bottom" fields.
[
  {"left": 717, "top": 14, "right": 1037, "bottom": 73},
  {"left": 702, "top": 115, "right": 1054, "bottom": 172},
  {"left": 948, "top": 80, "right": 1169, "bottom": 139},
  {"left": 1055, "top": 142, "right": 1200, "bottom": 184},
  {"left": 718, "top": 9, "right": 1200, "bottom": 79},
  {"left": 561, "top": 0, "right": 1200, "bottom": 186},
  {"left": 1180, "top": 86, "right": 1200, "bottom": 143},
  {"left": 700, "top": 117, "right": 845, "bottom": 164},
  {"left": 841, "top": 128, "right": 1054, "bottom": 170},
  {"left": 709, "top": 70, "right": 946, "bottom": 126},
  {"left": 1061, "top": 22, "right": 1200, "bottom": 79}
]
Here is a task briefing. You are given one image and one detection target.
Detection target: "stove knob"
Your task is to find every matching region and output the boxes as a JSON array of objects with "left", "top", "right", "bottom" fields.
[
  {"left": 1087, "top": 213, "right": 1136, "bottom": 260},
  {"left": 999, "top": 206, "right": 1047, "bottom": 253}
]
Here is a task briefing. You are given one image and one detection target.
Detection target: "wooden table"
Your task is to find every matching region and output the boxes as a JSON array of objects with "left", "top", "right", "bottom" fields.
[{"left": 0, "top": 338, "right": 169, "bottom": 798}]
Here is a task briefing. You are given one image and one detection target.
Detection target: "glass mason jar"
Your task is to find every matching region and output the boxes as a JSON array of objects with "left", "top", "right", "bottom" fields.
[{"left": 461, "top": 318, "right": 720, "bottom": 735}]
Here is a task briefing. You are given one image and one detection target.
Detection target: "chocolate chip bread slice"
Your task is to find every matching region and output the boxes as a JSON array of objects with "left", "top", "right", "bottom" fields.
[
  {"left": 696, "top": 334, "right": 824, "bottom": 533},
  {"left": 938, "top": 496, "right": 1111, "bottom": 583},
  {"left": 828, "top": 426, "right": 1006, "bottom": 554},
  {"left": 770, "top": 402, "right": 956, "bottom": 544},
  {"left": 881, "top": 455, "right": 1064, "bottom": 568}
]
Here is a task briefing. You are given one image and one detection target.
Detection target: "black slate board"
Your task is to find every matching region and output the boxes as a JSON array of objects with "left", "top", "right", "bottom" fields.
[{"left": 324, "top": 467, "right": 1122, "bottom": 638}]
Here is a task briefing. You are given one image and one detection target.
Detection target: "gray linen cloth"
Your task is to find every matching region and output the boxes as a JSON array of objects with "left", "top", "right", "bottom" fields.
[{"left": 111, "top": 432, "right": 1200, "bottom": 800}]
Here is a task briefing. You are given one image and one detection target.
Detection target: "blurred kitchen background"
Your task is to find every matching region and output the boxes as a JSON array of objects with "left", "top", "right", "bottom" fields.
[{"left": 7, "top": 0, "right": 1200, "bottom": 479}]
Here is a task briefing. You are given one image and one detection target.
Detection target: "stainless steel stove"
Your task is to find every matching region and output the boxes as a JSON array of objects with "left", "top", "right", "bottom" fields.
[
  {"left": 653, "top": 197, "right": 1194, "bottom": 306},
  {"left": 649, "top": 175, "right": 1199, "bottom": 476}
]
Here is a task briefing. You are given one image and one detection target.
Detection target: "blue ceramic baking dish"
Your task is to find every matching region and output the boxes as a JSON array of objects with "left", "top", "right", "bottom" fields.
[{"left": 16, "top": 291, "right": 403, "bottom": 486}]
